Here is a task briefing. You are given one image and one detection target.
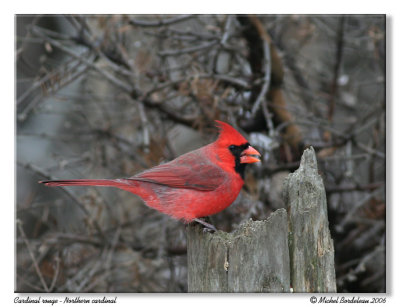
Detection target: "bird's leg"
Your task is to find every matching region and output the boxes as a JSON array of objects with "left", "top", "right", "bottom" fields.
[{"left": 193, "top": 218, "right": 217, "bottom": 232}]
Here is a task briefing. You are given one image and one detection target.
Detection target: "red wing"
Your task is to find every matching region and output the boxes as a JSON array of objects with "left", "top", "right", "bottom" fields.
[{"left": 129, "top": 150, "right": 225, "bottom": 191}]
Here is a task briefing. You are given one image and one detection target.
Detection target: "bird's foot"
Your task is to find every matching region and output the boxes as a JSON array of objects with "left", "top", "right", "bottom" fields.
[
  {"left": 202, "top": 227, "right": 216, "bottom": 233},
  {"left": 193, "top": 218, "right": 217, "bottom": 233}
]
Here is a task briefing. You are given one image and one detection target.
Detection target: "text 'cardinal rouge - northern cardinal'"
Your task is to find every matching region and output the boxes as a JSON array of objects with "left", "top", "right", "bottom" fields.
[{"left": 40, "top": 121, "right": 261, "bottom": 231}]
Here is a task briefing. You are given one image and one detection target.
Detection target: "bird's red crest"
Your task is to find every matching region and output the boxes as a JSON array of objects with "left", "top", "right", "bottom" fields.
[{"left": 215, "top": 120, "right": 248, "bottom": 146}]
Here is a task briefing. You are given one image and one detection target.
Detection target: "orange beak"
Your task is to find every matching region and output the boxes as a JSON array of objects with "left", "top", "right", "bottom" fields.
[{"left": 240, "top": 146, "right": 261, "bottom": 164}]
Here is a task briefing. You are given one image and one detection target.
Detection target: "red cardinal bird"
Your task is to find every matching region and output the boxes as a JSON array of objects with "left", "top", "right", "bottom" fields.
[{"left": 40, "top": 121, "right": 261, "bottom": 230}]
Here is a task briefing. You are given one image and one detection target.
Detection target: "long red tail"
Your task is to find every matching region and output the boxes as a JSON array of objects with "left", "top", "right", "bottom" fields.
[{"left": 40, "top": 179, "right": 128, "bottom": 188}]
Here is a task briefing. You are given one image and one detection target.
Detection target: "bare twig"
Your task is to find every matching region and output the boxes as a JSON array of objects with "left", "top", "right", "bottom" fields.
[
  {"left": 75, "top": 251, "right": 105, "bottom": 292},
  {"left": 103, "top": 227, "right": 121, "bottom": 292},
  {"left": 31, "top": 26, "right": 133, "bottom": 93},
  {"left": 251, "top": 38, "right": 271, "bottom": 116},
  {"left": 326, "top": 181, "right": 384, "bottom": 194},
  {"left": 167, "top": 28, "right": 219, "bottom": 40},
  {"left": 326, "top": 17, "right": 346, "bottom": 123},
  {"left": 17, "top": 273, "right": 47, "bottom": 292},
  {"left": 129, "top": 15, "right": 194, "bottom": 27},
  {"left": 48, "top": 254, "right": 61, "bottom": 292},
  {"left": 17, "top": 161, "right": 107, "bottom": 242},
  {"left": 47, "top": 233, "right": 103, "bottom": 247},
  {"left": 137, "top": 101, "right": 150, "bottom": 152},
  {"left": 354, "top": 141, "right": 385, "bottom": 159},
  {"left": 144, "top": 73, "right": 250, "bottom": 99},
  {"left": 221, "top": 15, "right": 234, "bottom": 46},
  {"left": 16, "top": 16, "right": 41, "bottom": 60},
  {"left": 159, "top": 40, "right": 219, "bottom": 56},
  {"left": 336, "top": 188, "right": 383, "bottom": 232},
  {"left": 17, "top": 220, "right": 50, "bottom": 292},
  {"left": 17, "top": 56, "right": 91, "bottom": 120},
  {"left": 32, "top": 25, "right": 201, "bottom": 129}
]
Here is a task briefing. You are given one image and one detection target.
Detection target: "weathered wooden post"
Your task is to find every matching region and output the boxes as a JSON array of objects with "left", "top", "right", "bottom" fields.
[
  {"left": 187, "top": 209, "right": 290, "bottom": 292},
  {"left": 187, "top": 146, "right": 336, "bottom": 293},
  {"left": 283, "top": 146, "right": 336, "bottom": 292}
]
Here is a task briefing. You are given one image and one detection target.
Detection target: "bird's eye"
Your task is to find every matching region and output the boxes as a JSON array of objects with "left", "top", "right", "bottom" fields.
[{"left": 229, "top": 145, "right": 236, "bottom": 150}]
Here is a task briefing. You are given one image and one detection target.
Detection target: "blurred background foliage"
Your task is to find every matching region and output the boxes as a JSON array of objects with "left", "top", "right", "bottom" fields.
[{"left": 16, "top": 15, "right": 385, "bottom": 292}]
